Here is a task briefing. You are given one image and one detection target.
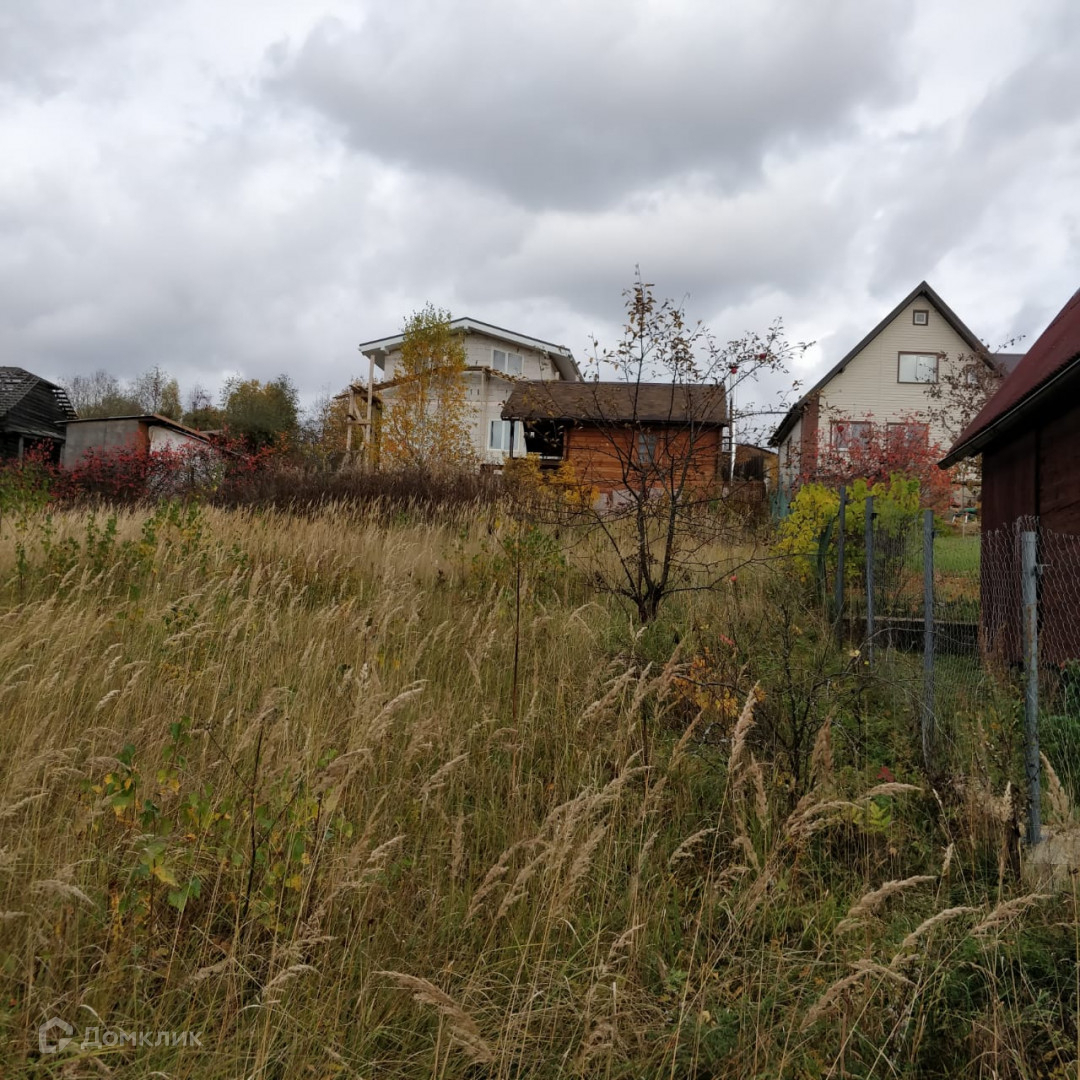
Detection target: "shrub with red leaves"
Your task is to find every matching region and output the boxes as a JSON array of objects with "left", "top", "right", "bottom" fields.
[
  {"left": 36, "top": 430, "right": 272, "bottom": 506},
  {"left": 799, "top": 414, "right": 955, "bottom": 513}
]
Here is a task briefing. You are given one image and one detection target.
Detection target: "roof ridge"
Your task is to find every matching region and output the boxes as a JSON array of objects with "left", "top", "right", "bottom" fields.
[{"left": 769, "top": 281, "right": 987, "bottom": 447}]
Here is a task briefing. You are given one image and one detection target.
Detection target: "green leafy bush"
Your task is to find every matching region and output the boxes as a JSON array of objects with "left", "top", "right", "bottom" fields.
[{"left": 777, "top": 474, "right": 921, "bottom": 583}]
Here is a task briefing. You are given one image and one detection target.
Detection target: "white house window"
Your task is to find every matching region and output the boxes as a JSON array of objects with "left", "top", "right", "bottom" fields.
[
  {"left": 489, "top": 419, "right": 513, "bottom": 452},
  {"left": 831, "top": 420, "right": 872, "bottom": 452},
  {"left": 912, "top": 309, "right": 929, "bottom": 326},
  {"left": 491, "top": 348, "right": 523, "bottom": 375},
  {"left": 897, "top": 352, "right": 938, "bottom": 383}
]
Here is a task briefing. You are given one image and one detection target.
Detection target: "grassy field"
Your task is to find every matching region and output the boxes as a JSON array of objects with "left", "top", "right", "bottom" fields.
[
  {"left": 933, "top": 532, "right": 981, "bottom": 574},
  {"left": 0, "top": 500, "right": 1075, "bottom": 1077}
]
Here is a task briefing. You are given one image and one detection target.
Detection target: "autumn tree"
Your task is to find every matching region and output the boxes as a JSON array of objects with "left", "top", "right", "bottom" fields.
[
  {"left": 381, "top": 304, "right": 474, "bottom": 470},
  {"left": 296, "top": 390, "right": 351, "bottom": 469},
  {"left": 63, "top": 366, "right": 182, "bottom": 419},
  {"left": 519, "top": 277, "right": 806, "bottom": 622},
  {"left": 796, "top": 347, "right": 1018, "bottom": 511},
  {"left": 131, "top": 366, "right": 182, "bottom": 419},
  {"left": 62, "top": 370, "right": 142, "bottom": 418},
  {"left": 221, "top": 375, "right": 300, "bottom": 451},
  {"left": 923, "top": 347, "right": 1017, "bottom": 506},
  {"left": 799, "top": 415, "right": 955, "bottom": 512},
  {"left": 182, "top": 384, "right": 224, "bottom": 431}
]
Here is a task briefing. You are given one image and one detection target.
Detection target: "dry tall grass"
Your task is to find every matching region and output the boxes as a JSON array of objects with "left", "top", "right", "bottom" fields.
[{"left": 0, "top": 502, "right": 1075, "bottom": 1077}]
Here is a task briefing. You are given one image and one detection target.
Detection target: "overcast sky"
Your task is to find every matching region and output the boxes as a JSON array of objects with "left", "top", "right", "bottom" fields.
[{"left": 3, "top": 0, "right": 1078, "bottom": 433}]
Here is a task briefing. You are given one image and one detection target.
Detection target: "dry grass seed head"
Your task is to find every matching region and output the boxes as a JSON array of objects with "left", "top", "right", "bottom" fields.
[
  {"left": 802, "top": 960, "right": 913, "bottom": 1030},
  {"left": 863, "top": 782, "right": 922, "bottom": 799},
  {"left": 1041, "top": 753, "right": 1073, "bottom": 821},
  {"left": 668, "top": 828, "right": 717, "bottom": 869},
  {"left": 893, "top": 906, "right": 981, "bottom": 961},
  {"left": 728, "top": 684, "right": 760, "bottom": 777},
  {"left": 378, "top": 971, "right": 494, "bottom": 1066},
  {"left": 971, "top": 894, "right": 1051, "bottom": 937},
  {"left": 809, "top": 717, "right": 834, "bottom": 790},
  {"left": 834, "top": 876, "right": 937, "bottom": 933}
]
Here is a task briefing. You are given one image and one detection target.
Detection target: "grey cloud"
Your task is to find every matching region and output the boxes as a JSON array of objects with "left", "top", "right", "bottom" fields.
[
  {"left": 457, "top": 180, "right": 858, "bottom": 332},
  {"left": 2, "top": 0, "right": 1077, "bottom": 422},
  {"left": 866, "top": 1, "right": 1080, "bottom": 301},
  {"left": 0, "top": 1, "right": 146, "bottom": 96},
  {"left": 268, "top": 0, "right": 913, "bottom": 211},
  {"left": 965, "top": 4, "right": 1080, "bottom": 148}
]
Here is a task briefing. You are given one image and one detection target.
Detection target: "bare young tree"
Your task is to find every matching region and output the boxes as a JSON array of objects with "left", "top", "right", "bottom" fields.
[
  {"left": 923, "top": 342, "right": 1022, "bottom": 506},
  {"left": 63, "top": 366, "right": 182, "bottom": 420},
  {"left": 511, "top": 277, "right": 808, "bottom": 622},
  {"left": 131, "top": 365, "right": 182, "bottom": 419},
  {"left": 62, "top": 370, "right": 140, "bottom": 418}
]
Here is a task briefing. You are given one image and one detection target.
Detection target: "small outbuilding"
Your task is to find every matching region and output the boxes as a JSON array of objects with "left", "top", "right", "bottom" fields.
[
  {"left": 61, "top": 414, "right": 211, "bottom": 469},
  {"left": 942, "top": 285, "right": 1080, "bottom": 663},
  {"left": 0, "top": 367, "right": 77, "bottom": 461},
  {"left": 501, "top": 380, "right": 727, "bottom": 495}
]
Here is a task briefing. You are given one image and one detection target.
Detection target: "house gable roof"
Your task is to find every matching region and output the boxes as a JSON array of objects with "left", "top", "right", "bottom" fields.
[
  {"left": 501, "top": 380, "right": 727, "bottom": 426},
  {"left": 768, "top": 281, "right": 988, "bottom": 447},
  {"left": 941, "top": 285, "right": 1080, "bottom": 466},
  {"left": 359, "top": 317, "right": 583, "bottom": 382}
]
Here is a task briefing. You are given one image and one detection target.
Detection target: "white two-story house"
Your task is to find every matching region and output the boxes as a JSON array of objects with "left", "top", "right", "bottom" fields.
[
  {"left": 355, "top": 318, "right": 582, "bottom": 466},
  {"left": 769, "top": 281, "right": 1022, "bottom": 492}
]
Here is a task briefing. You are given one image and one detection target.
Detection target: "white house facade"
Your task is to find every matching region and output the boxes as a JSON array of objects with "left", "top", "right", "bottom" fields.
[
  {"left": 769, "top": 282, "right": 1021, "bottom": 492},
  {"left": 357, "top": 318, "right": 582, "bottom": 465}
]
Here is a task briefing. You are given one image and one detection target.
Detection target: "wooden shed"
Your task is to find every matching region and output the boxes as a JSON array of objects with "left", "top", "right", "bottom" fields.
[
  {"left": 501, "top": 380, "right": 727, "bottom": 495},
  {"left": 0, "top": 367, "right": 77, "bottom": 461},
  {"left": 941, "top": 285, "right": 1080, "bottom": 663}
]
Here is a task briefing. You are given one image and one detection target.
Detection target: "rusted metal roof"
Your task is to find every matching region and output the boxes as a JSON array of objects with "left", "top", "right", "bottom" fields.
[
  {"left": 941, "top": 286, "right": 1080, "bottom": 466},
  {"left": 501, "top": 380, "right": 726, "bottom": 425}
]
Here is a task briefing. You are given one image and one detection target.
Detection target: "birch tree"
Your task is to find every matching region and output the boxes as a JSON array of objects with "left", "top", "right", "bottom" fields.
[{"left": 381, "top": 305, "right": 475, "bottom": 470}]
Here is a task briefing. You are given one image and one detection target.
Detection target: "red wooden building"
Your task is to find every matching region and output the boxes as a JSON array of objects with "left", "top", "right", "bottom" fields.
[
  {"left": 942, "top": 286, "right": 1080, "bottom": 662},
  {"left": 501, "top": 380, "right": 727, "bottom": 497}
]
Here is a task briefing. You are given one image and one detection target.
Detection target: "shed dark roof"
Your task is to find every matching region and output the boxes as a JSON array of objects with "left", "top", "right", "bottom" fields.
[
  {"left": 768, "top": 281, "right": 988, "bottom": 447},
  {"left": 501, "top": 381, "right": 727, "bottom": 425},
  {"left": 0, "top": 367, "right": 77, "bottom": 423},
  {"left": 942, "top": 286, "right": 1080, "bottom": 466}
]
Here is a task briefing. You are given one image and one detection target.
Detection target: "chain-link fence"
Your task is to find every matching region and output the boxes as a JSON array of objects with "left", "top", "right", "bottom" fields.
[{"left": 821, "top": 492, "right": 1080, "bottom": 844}]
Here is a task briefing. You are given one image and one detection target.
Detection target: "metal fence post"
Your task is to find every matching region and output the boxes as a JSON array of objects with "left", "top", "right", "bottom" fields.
[
  {"left": 1021, "top": 529, "right": 1041, "bottom": 847},
  {"left": 922, "top": 509, "right": 935, "bottom": 775},
  {"left": 865, "top": 495, "right": 875, "bottom": 668},
  {"left": 835, "top": 486, "right": 846, "bottom": 635}
]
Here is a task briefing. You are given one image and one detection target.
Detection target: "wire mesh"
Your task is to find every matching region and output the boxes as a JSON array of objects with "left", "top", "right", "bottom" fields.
[
  {"left": 1033, "top": 526, "right": 1080, "bottom": 797},
  {"left": 822, "top": 503, "right": 1080, "bottom": 795}
]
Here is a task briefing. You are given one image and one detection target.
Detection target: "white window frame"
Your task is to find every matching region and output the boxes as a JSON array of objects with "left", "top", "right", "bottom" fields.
[
  {"left": 897, "top": 352, "right": 939, "bottom": 384},
  {"left": 831, "top": 420, "right": 872, "bottom": 452},
  {"left": 491, "top": 348, "right": 523, "bottom": 376},
  {"left": 489, "top": 419, "right": 513, "bottom": 452},
  {"left": 885, "top": 421, "right": 930, "bottom": 453}
]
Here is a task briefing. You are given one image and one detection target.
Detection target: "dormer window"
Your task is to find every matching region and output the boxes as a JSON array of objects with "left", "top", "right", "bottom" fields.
[
  {"left": 491, "top": 348, "right": 523, "bottom": 375},
  {"left": 912, "top": 309, "right": 929, "bottom": 326}
]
